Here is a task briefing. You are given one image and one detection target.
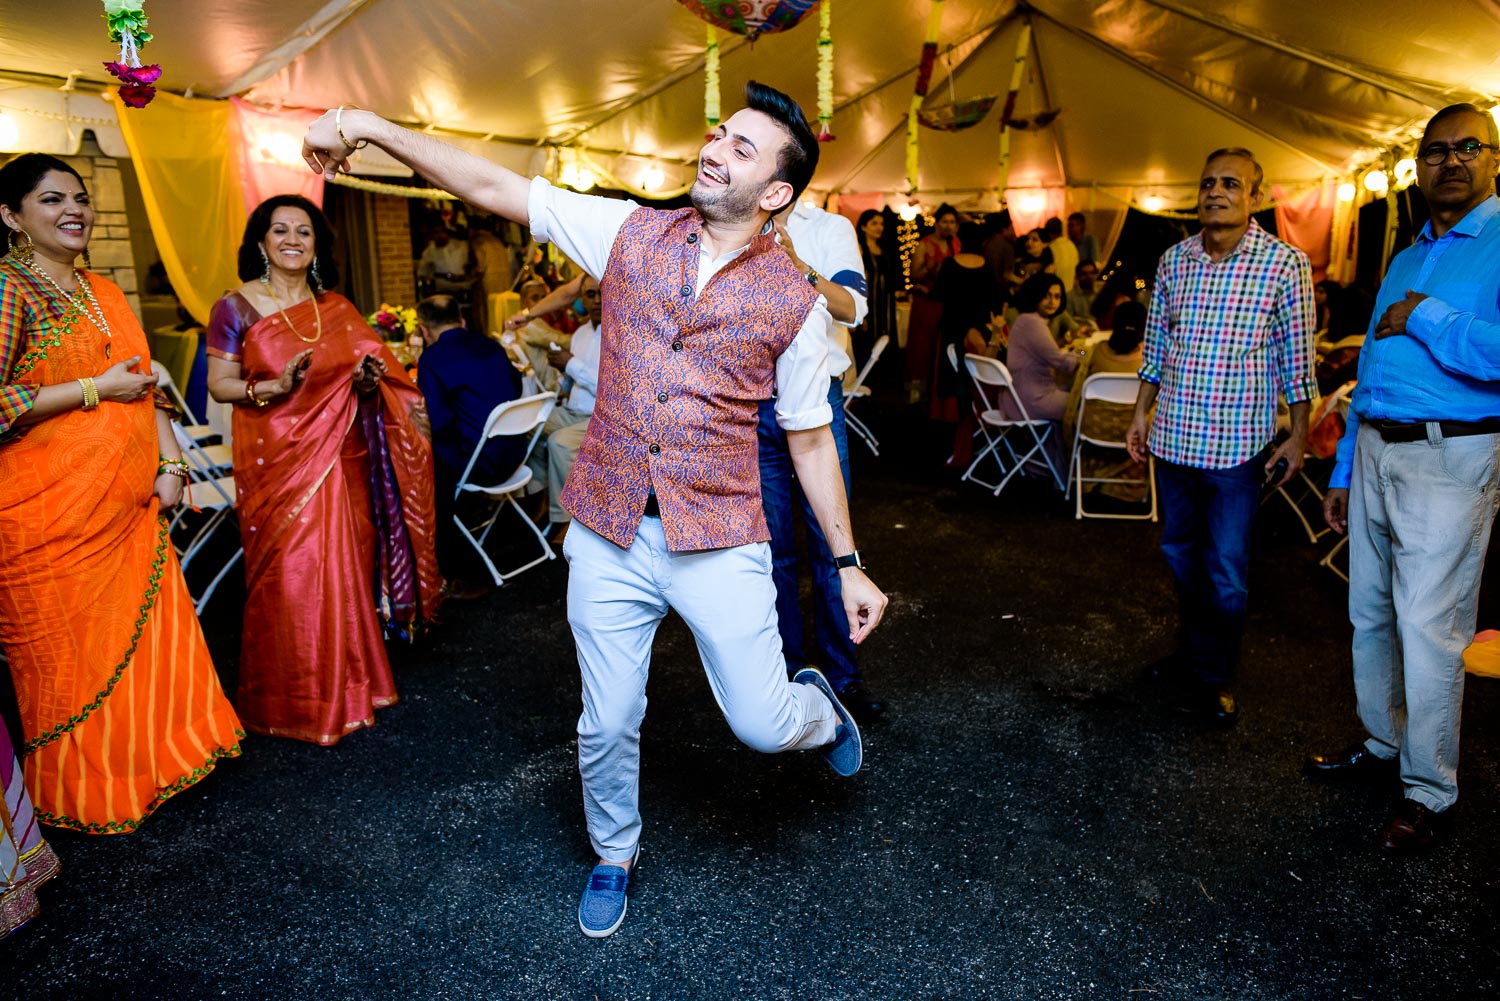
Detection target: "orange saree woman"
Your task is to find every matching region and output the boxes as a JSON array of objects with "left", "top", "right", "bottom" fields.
[
  {"left": 210, "top": 290, "right": 441, "bottom": 744},
  {"left": 0, "top": 259, "right": 243, "bottom": 834}
]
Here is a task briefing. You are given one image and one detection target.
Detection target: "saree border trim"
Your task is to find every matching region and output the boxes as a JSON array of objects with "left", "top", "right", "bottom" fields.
[
  {"left": 32, "top": 734, "right": 245, "bottom": 835},
  {"left": 20, "top": 517, "right": 170, "bottom": 756}
]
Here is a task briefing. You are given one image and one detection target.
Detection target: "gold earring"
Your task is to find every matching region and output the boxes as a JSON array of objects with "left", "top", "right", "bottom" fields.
[{"left": 7, "top": 228, "right": 34, "bottom": 266}]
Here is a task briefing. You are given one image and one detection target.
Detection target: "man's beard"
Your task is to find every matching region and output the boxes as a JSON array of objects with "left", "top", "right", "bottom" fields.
[{"left": 691, "top": 176, "right": 763, "bottom": 225}]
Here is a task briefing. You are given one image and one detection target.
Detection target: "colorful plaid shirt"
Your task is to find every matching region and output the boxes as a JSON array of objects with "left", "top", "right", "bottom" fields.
[
  {"left": 0, "top": 263, "right": 43, "bottom": 437},
  {"left": 1139, "top": 221, "right": 1316, "bottom": 468}
]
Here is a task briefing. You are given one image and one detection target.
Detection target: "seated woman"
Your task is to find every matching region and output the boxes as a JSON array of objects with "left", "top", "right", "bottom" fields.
[
  {"left": 206, "top": 195, "right": 443, "bottom": 745},
  {"left": 1006, "top": 273, "right": 1080, "bottom": 423},
  {"left": 1064, "top": 300, "right": 1149, "bottom": 502}
]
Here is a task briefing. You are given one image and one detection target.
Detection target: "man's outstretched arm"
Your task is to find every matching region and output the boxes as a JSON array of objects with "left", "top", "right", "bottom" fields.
[{"left": 304, "top": 109, "right": 531, "bottom": 224}]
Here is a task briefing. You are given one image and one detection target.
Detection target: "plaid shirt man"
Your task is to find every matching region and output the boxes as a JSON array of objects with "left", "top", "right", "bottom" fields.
[{"left": 1139, "top": 220, "right": 1317, "bottom": 468}]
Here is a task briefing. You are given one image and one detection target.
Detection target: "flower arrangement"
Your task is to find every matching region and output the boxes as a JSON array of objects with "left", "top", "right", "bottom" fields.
[
  {"left": 816, "top": 1, "right": 834, "bottom": 141},
  {"left": 367, "top": 303, "right": 418, "bottom": 341},
  {"left": 704, "top": 25, "right": 721, "bottom": 138},
  {"left": 102, "top": 0, "right": 161, "bottom": 109}
]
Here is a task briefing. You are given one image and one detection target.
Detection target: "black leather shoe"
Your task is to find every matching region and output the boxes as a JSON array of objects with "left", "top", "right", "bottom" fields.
[
  {"left": 1379, "top": 799, "right": 1450, "bottom": 856},
  {"left": 835, "top": 683, "right": 886, "bottom": 725},
  {"left": 1305, "top": 744, "right": 1398, "bottom": 783}
]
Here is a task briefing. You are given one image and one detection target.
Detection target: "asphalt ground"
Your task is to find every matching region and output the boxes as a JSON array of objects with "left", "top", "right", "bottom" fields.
[{"left": 6, "top": 386, "right": 1499, "bottom": 1000}]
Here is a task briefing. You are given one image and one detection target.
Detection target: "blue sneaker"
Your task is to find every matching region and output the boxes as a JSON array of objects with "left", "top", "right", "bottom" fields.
[
  {"left": 577, "top": 847, "right": 639, "bottom": 938},
  {"left": 793, "top": 667, "right": 863, "bottom": 777}
]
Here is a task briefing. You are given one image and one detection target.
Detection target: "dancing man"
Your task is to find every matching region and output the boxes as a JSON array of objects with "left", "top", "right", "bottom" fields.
[{"left": 302, "top": 82, "right": 888, "bottom": 938}]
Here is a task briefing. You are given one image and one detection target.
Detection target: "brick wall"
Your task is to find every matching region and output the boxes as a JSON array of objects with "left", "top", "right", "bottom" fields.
[
  {"left": 58, "top": 136, "right": 141, "bottom": 320},
  {"left": 373, "top": 194, "right": 416, "bottom": 307}
]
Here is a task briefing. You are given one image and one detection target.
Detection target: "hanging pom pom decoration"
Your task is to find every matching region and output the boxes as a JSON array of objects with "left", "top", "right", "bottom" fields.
[
  {"left": 677, "top": 0, "right": 820, "bottom": 41},
  {"left": 704, "top": 25, "right": 721, "bottom": 140},
  {"left": 907, "top": 0, "right": 945, "bottom": 194},
  {"left": 816, "top": 1, "right": 835, "bottom": 141},
  {"left": 101, "top": 0, "right": 161, "bottom": 109}
]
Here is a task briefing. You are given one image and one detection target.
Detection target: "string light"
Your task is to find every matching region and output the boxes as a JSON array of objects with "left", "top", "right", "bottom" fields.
[
  {"left": 1394, "top": 157, "right": 1417, "bottom": 190},
  {"left": 1141, "top": 194, "right": 1166, "bottom": 213},
  {"left": 640, "top": 165, "right": 665, "bottom": 192},
  {"left": 1363, "top": 168, "right": 1389, "bottom": 195},
  {"left": 1337, "top": 182, "right": 1356, "bottom": 203},
  {"left": 898, "top": 216, "right": 920, "bottom": 291}
]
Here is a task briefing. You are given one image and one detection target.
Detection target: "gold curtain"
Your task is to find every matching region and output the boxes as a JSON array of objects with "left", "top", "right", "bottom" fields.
[{"left": 109, "top": 91, "right": 247, "bottom": 325}]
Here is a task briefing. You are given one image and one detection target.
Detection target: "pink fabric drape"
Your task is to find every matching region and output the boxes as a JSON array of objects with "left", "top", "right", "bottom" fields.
[
  {"left": 1272, "top": 181, "right": 1336, "bottom": 282},
  {"left": 230, "top": 98, "right": 325, "bottom": 216}
]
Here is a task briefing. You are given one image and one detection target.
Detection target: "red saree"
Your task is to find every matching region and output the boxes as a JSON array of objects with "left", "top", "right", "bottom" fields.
[{"left": 212, "top": 291, "right": 441, "bottom": 745}]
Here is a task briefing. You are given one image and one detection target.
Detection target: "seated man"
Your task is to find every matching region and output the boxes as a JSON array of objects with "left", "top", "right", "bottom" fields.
[
  {"left": 509, "top": 273, "right": 602, "bottom": 543},
  {"left": 414, "top": 294, "right": 522, "bottom": 597},
  {"left": 1066, "top": 260, "right": 1100, "bottom": 324}
]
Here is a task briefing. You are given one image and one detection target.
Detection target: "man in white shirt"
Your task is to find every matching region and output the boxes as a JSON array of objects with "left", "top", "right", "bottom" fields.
[
  {"left": 1045, "top": 216, "right": 1079, "bottom": 292},
  {"left": 302, "top": 81, "right": 888, "bottom": 939},
  {"left": 765, "top": 200, "right": 886, "bottom": 722},
  {"left": 417, "top": 223, "right": 473, "bottom": 293}
]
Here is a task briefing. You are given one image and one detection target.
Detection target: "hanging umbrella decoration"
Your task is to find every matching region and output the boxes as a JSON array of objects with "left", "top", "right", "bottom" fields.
[
  {"left": 679, "top": 1, "right": 833, "bottom": 141},
  {"left": 101, "top": 0, "right": 161, "bottom": 109},
  {"left": 918, "top": 96, "right": 997, "bottom": 132}
]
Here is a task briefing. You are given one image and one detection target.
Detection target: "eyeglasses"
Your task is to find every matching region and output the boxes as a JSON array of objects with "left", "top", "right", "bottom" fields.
[{"left": 1418, "top": 141, "right": 1497, "bottom": 165}]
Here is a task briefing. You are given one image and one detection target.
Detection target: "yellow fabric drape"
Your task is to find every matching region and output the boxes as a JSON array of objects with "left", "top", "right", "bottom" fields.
[{"left": 110, "top": 91, "right": 247, "bottom": 325}]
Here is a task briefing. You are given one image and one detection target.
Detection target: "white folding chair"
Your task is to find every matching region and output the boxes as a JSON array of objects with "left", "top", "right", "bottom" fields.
[
  {"left": 1068, "top": 373, "right": 1157, "bottom": 521},
  {"left": 152, "top": 360, "right": 232, "bottom": 471},
  {"left": 453, "top": 392, "right": 557, "bottom": 584},
  {"left": 843, "top": 335, "right": 889, "bottom": 456},
  {"left": 961, "top": 354, "right": 1066, "bottom": 496},
  {"left": 169, "top": 422, "right": 243, "bottom": 613},
  {"left": 1264, "top": 383, "right": 1355, "bottom": 543}
]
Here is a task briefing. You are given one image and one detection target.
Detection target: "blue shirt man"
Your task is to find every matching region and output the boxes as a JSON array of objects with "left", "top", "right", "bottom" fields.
[
  {"left": 415, "top": 294, "right": 523, "bottom": 483},
  {"left": 1313, "top": 104, "right": 1500, "bottom": 857}
]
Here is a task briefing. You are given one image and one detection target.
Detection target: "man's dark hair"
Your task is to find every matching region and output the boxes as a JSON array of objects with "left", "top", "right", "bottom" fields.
[
  {"left": 0, "top": 153, "right": 86, "bottom": 213},
  {"left": 1109, "top": 301, "right": 1147, "bottom": 355},
  {"left": 1014, "top": 271, "right": 1064, "bottom": 314},
  {"left": 743, "top": 81, "right": 820, "bottom": 206},
  {"left": 236, "top": 194, "right": 340, "bottom": 287},
  {"left": 1067, "top": 211, "right": 1086, "bottom": 225},
  {"left": 933, "top": 203, "right": 959, "bottom": 224},
  {"left": 1422, "top": 103, "right": 1500, "bottom": 147},
  {"left": 417, "top": 294, "right": 463, "bottom": 328},
  {"left": 1075, "top": 259, "right": 1098, "bottom": 276},
  {"left": 1043, "top": 216, "right": 1063, "bottom": 237}
]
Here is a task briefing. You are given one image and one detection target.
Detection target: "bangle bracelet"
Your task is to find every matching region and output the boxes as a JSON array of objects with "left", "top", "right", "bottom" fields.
[
  {"left": 78, "top": 377, "right": 100, "bottom": 410},
  {"left": 246, "top": 380, "right": 269, "bottom": 407},
  {"left": 335, "top": 104, "right": 368, "bottom": 152},
  {"left": 157, "top": 457, "right": 190, "bottom": 478}
]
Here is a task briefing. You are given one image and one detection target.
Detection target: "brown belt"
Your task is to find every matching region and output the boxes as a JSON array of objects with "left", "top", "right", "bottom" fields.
[{"left": 1369, "top": 418, "right": 1500, "bottom": 443}]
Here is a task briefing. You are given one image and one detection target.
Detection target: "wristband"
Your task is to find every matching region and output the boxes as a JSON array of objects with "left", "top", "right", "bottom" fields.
[
  {"left": 78, "top": 377, "right": 100, "bottom": 410},
  {"left": 832, "top": 550, "right": 865, "bottom": 570},
  {"left": 246, "top": 380, "right": 270, "bottom": 407}
]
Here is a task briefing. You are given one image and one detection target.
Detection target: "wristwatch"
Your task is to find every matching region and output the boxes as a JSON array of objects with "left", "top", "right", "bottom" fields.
[
  {"left": 805, "top": 268, "right": 821, "bottom": 287},
  {"left": 832, "top": 550, "right": 865, "bottom": 570}
]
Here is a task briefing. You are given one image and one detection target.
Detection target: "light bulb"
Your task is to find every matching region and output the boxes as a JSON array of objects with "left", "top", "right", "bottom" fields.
[
  {"left": 1394, "top": 157, "right": 1417, "bottom": 189},
  {"left": 574, "top": 169, "right": 597, "bottom": 191},
  {"left": 1337, "top": 182, "right": 1356, "bottom": 203},
  {"left": 640, "top": 165, "right": 665, "bottom": 192},
  {"left": 1141, "top": 195, "right": 1165, "bottom": 213},
  {"left": 1363, "top": 168, "right": 1389, "bottom": 195},
  {"left": 897, "top": 203, "right": 922, "bottom": 221},
  {"left": 1018, "top": 192, "right": 1047, "bottom": 213},
  {"left": 0, "top": 111, "right": 18, "bottom": 150}
]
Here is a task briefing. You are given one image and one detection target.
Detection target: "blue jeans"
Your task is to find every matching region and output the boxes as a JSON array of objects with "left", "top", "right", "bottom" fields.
[
  {"left": 757, "top": 379, "right": 860, "bottom": 690},
  {"left": 1155, "top": 448, "right": 1268, "bottom": 686}
]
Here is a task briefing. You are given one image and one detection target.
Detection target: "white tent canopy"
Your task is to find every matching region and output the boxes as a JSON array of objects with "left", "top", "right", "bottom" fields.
[{"left": 3, "top": 0, "right": 1499, "bottom": 205}]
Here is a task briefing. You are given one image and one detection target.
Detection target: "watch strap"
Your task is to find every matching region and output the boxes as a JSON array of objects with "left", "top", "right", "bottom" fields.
[{"left": 832, "top": 550, "right": 864, "bottom": 570}]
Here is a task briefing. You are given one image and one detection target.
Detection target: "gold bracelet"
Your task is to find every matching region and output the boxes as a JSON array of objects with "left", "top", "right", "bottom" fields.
[
  {"left": 245, "top": 380, "right": 270, "bottom": 407},
  {"left": 335, "top": 103, "right": 369, "bottom": 152},
  {"left": 78, "top": 377, "right": 99, "bottom": 410}
]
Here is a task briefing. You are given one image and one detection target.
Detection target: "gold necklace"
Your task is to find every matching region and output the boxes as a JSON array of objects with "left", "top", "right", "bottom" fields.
[
  {"left": 26, "top": 262, "right": 113, "bottom": 356},
  {"left": 265, "top": 282, "right": 323, "bottom": 343}
]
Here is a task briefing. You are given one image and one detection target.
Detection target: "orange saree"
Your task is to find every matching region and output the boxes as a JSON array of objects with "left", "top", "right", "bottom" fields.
[
  {"left": 0, "top": 260, "right": 243, "bottom": 834},
  {"left": 210, "top": 291, "right": 441, "bottom": 745}
]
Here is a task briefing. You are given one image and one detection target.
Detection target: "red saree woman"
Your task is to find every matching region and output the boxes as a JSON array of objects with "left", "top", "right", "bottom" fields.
[{"left": 208, "top": 196, "right": 441, "bottom": 745}]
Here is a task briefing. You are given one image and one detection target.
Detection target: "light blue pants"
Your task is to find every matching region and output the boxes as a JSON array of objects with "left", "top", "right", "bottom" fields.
[
  {"left": 563, "top": 517, "right": 840, "bottom": 863},
  {"left": 1349, "top": 422, "right": 1500, "bottom": 811}
]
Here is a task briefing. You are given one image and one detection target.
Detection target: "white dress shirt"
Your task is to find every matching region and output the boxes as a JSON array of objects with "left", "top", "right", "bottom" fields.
[
  {"left": 782, "top": 201, "right": 868, "bottom": 378},
  {"left": 564, "top": 319, "right": 601, "bottom": 415},
  {"left": 418, "top": 238, "right": 470, "bottom": 279},
  {"left": 527, "top": 176, "right": 833, "bottom": 430}
]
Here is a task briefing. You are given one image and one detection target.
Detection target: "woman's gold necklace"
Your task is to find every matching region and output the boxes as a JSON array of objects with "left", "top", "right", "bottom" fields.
[
  {"left": 264, "top": 280, "right": 323, "bottom": 343},
  {"left": 26, "top": 261, "right": 113, "bottom": 357}
]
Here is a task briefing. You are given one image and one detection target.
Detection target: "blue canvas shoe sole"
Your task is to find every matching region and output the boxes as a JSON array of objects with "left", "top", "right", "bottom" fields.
[
  {"left": 793, "top": 667, "right": 863, "bottom": 776},
  {"left": 578, "top": 847, "right": 640, "bottom": 939}
]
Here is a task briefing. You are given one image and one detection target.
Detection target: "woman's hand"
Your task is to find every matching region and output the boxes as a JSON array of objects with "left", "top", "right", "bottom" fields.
[
  {"left": 154, "top": 472, "right": 185, "bottom": 511},
  {"left": 94, "top": 356, "right": 160, "bottom": 404},
  {"left": 353, "top": 352, "right": 387, "bottom": 394},
  {"left": 267, "top": 349, "right": 314, "bottom": 396}
]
